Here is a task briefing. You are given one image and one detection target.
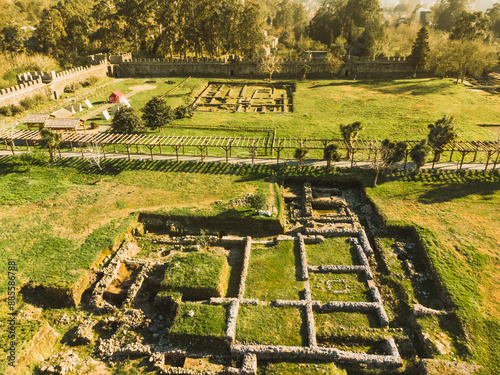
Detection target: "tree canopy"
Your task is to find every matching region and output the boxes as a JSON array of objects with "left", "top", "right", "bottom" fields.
[
  {"left": 142, "top": 97, "right": 173, "bottom": 131},
  {"left": 111, "top": 107, "right": 144, "bottom": 134}
]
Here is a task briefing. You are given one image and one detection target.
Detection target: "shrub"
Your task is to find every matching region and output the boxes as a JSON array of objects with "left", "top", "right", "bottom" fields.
[
  {"left": 174, "top": 104, "right": 196, "bottom": 119},
  {"left": 248, "top": 192, "right": 267, "bottom": 210},
  {"left": 18, "top": 94, "right": 46, "bottom": 110},
  {"left": 9, "top": 105, "right": 23, "bottom": 115},
  {"left": 82, "top": 76, "right": 99, "bottom": 87},
  {"left": 0, "top": 106, "right": 12, "bottom": 116},
  {"left": 13, "top": 150, "right": 50, "bottom": 171},
  {"left": 64, "top": 82, "right": 82, "bottom": 93},
  {"left": 90, "top": 121, "right": 99, "bottom": 130}
]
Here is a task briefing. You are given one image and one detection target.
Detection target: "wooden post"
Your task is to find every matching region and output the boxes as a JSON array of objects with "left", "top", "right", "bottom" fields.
[
  {"left": 159, "top": 143, "right": 162, "bottom": 154},
  {"left": 8, "top": 140, "right": 15, "bottom": 155},
  {"left": 403, "top": 149, "right": 408, "bottom": 170},
  {"left": 25, "top": 139, "right": 29, "bottom": 151},
  {"left": 101, "top": 144, "right": 106, "bottom": 159},
  {"left": 113, "top": 144, "right": 117, "bottom": 153},
  {"left": 127, "top": 146, "right": 131, "bottom": 160},
  {"left": 459, "top": 152, "right": 466, "bottom": 170},
  {"left": 149, "top": 145, "right": 154, "bottom": 161},
  {"left": 493, "top": 151, "right": 500, "bottom": 171}
]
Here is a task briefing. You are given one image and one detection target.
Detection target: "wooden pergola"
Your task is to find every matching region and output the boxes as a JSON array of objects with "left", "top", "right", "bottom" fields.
[
  {"left": 1, "top": 129, "right": 499, "bottom": 170},
  {"left": 44, "top": 118, "right": 87, "bottom": 133},
  {"left": 21, "top": 114, "right": 53, "bottom": 130}
]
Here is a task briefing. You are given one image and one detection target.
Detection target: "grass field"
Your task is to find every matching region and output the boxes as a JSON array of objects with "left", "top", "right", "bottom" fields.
[
  {"left": 305, "top": 238, "right": 358, "bottom": 266},
  {"left": 309, "top": 273, "right": 371, "bottom": 303},
  {"left": 10, "top": 77, "right": 499, "bottom": 142},
  {"left": 170, "top": 303, "right": 227, "bottom": 338},
  {"left": 147, "top": 78, "right": 500, "bottom": 140},
  {"left": 367, "top": 172, "right": 500, "bottom": 372},
  {"left": 0, "top": 157, "right": 271, "bottom": 295},
  {"left": 236, "top": 305, "right": 303, "bottom": 346},
  {"left": 244, "top": 241, "right": 303, "bottom": 301}
]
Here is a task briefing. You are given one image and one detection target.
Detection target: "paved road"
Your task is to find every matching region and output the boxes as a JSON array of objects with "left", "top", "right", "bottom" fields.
[{"left": 0, "top": 149, "right": 496, "bottom": 171}]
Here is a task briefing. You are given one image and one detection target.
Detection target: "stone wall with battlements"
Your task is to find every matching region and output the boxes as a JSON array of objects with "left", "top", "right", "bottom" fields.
[
  {"left": 88, "top": 53, "right": 414, "bottom": 80},
  {"left": 0, "top": 62, "right": 109, "bottom": 107}
]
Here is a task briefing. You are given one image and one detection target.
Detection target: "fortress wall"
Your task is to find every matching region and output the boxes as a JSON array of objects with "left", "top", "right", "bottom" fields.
[{"left": 0, "top": 62, "right": 109, "bottom": 107}]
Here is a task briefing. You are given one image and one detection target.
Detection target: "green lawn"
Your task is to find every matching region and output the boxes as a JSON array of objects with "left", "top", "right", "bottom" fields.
[
  {"left": 12, "top": 77, "right": 497, "bottom": 142},
  {"left": 236, "top": 305, "right": 303, "bottom": 346},
  {"left": 160, "top": 252, "right": 228, "bottom": 300},
  {"left": 170, "top": 303, "right": 227, "bottom": 338},
  {"left": 143, "top": 78, "right": 500, "bottom": 140},
  {"left": 244, "top": 241, "right": 303, "bottom": 301},
  {"left": 0, "top": 157, "right": 271, "bottom": 295},
  {"left": 314, "top": 311, "right": 381, "bottom": 337},
  {"left": 309, "top": 272, "right": 371, "bottom": 303},
  {"left": 306, "top": 238, "right": 358, "bottom": 266},
  {"left": 367, "top": 172, "right": 500, "bottom": 373}
]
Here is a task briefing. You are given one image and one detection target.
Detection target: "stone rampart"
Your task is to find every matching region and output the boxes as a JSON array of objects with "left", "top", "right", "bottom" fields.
[
  {"left": 0, "top": 62, "right": 109, "bottom": 107},
  {"left": 113, "top": 55, "right": 413, "bottom": 80}
]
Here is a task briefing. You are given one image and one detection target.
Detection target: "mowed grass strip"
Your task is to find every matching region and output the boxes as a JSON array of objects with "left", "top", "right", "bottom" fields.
[
  {"left": 244, "top": 241, "right": 303, "bottom": 301},
  {"left": 236, "top": 305, "right": 303, "bottom": 347},
  {"left": 306, "top": 237, "right": 358, "bottom": 266},
  {"left": 309, "top": 273, "right": 371, "bottom": 303}
]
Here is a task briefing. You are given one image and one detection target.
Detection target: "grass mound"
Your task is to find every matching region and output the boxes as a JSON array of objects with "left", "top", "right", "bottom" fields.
[{"left": 160, "top": 252, "right": 228, "bottom": 301}]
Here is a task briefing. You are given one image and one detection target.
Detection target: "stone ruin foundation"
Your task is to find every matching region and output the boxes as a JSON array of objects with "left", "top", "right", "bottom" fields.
[{"left": 36, "top": 181, "right": 463, "bottom": 375}]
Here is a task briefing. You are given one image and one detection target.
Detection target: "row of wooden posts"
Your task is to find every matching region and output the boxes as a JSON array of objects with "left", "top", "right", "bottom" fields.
[{"left": 2, "top": 131, "right": 500, "bottom": 171}]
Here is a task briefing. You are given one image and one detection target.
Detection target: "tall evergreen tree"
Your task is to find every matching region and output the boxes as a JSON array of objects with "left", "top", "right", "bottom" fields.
[{"left": 408, "top": 27, "right": 430, "bottom": 77}]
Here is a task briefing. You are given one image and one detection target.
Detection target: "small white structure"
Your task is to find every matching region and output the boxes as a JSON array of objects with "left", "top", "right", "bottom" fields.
[
  {"left": 122, "top": 98, "right": 131, "bottom": 107},
  {"left": 73, "top": 103, "right": 82, "bottom": 112},
  {"left": 64, "top": 105, "right": 76, "bottom": 114},
  {"left": 84, "top": 99, "right": 93, "bottom": 109},
  {"left": 101, "top": 110, "right": 111, "bottom": 120}
]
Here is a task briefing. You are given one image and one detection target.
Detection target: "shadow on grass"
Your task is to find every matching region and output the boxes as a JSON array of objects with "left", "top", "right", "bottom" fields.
[
  {"left": 308, "top": 78, "right": 450, "bottom": 97},
  {"left": 417, "top": 180, "right": 499, "bottom": 204}
]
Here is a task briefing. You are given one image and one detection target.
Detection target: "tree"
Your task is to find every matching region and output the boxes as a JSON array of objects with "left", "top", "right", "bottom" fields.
[
  {"left": 432, "top": 39, "right": 497, "bottom": 83},
  {"left": 39, "top": 129, "right": 62, "bottom": 162},
  {"left": 323, "top": 143, "right": 341, "bottom": 170},
  {"left": 486, "top": 3, "right": 500, "bottom": 37},
  {"left": 301, "top": 64, "right": 311, "bottom": 79},
  {"left": 258, "top": 55, "right": 282, "bottom": 81},
  {"left": 450, "top": 11, "right": 489, "bottom": 41},
  {"left": 408, "top": 27, "right": 430, "bottom": 77},
  {"left": 142, "top": 97, "right": 173, "bottom": 131},
  {"left": 432, "top": 0, "right": 468, "bottom": 31},
  {"left": 294, "top": 147, "right": 308, "bottom": 170},
  {"left": 237, "top": 1, "right": 264, "bottom": 58},
  {"left": 325, "top": 52, "right": 343, "bottom": 78},
  {"left": 340, "top": 121, "right": 364, "bottom": 160},
  {"left": 373, "top": 139, "right": 407, "bottom": 186},
  {"left": 410, "top": 140, "right": 432, "bottom": 173},
  {"left": 115, "top": 0, "right": 156, "bottom": 53},
  {"left": 427, "top": 115, "right": 458, "bottom": 164},
  {"left": 32, "top": 8, "right": 67, "bottom": 59},
  {"left": 1, "top": 26, "right": 24, "bottom": 58},
  {"left": 111, "top": 107, "right": 144, "bottom": 134}
]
